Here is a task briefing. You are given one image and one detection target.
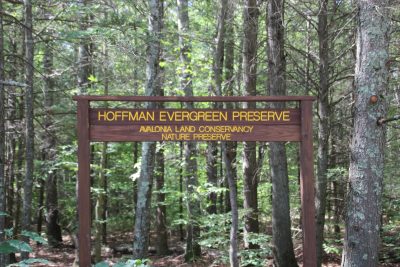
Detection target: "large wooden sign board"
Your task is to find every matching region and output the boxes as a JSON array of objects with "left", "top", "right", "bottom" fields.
[{"left": 73, "top": 95, "right": 317, "bottom": 267}]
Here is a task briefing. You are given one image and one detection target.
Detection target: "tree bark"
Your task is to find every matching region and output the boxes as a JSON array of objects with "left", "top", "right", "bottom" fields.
[
  {"left": 242, "top": 0, "right": 259, "bottom": 250},
  {"left": 267, "top": 0, "right": 298, "bottom": 266},
  {"left": 206, "top": 143, "right": 218, "bottom": 214},
  {"left": 22, "top": 0, "right": 34, "bottom": 260},
  {"left": 222, "top": 142, "right": 239, "bottom": 267},
  {"left": 206, "top": 0, "right": 227, "bottom": 215},
  {"left": 223, "top": 1, "right": 236, "bottom": 214},
  {"left": 0, "top": 0, "right": 7, "bottom": 264},
  {"left": 94, "top": 34, "right": 111, "bottom": 262},
  {"left": 155, "top": 145, "right": 169, "bottom": 255},
  {"left": 133, "top": 0, "right": 163, "bottom": 259},
  {"left": 77, "top": 0, "right": 91, "bottom": 94},
  {"left": 316, "top": 0, "right": 330, "bottom": 265},
  {"left": 342, "top": 0, "right": 390, "bottom": 266},
  {"left": 41, "top": 28, "right": 62, "bottom": 248},
  {"left": 177, "top": 0, "right": 201, "bottom": 261}
]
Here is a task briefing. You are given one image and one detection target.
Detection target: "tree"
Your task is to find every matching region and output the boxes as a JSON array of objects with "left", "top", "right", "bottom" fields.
[
  {"left": 342, "top": 0, "right": 390, "bottom": 266},
  {"left": 0, "top": 0, "right": 6, "bottom": 265},
  {"left": 155, "top": 144, "right": 169, "bottom": 255},
  {"left": 267, "top": 0, "right": 298, "bottom": 266},
  {"left": 177, "top": 0, "right": 202, "bottom": 261},
  {"left": 242, "top": 0, "right": 259, "bottom": 250},
  {"left": 223, "top": 0, "right": 236, "bottom": 215},
  {"left": 316, "top": 0, "right": 330, "bottom": 265},
  {"left": 133, "top": 0, "right": 164, "bottom": 259},
  {"left": 22, "top": 0, "right": 34, "bottom": 260},
  {"left": 94, "top": 40, "right": 110, "bottom": 262},
  {"left": 43, "top": 25, "right": 62, "bottom": 248},
  {"left": 77, "top": 0, "right": 91, "bottom": 93}
]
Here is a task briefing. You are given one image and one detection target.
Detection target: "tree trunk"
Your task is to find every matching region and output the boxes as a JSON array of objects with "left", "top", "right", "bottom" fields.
[
  {"left": 155, "top": 145, "right": 169, "bottom": 255},
  {"left": 94, "top": 37, "right": 110, "bottom": 263},
  {"left": 133, "top": 142, "right": 139, "bottom": 214},
  {"left": 316, "top": 0, "right": 330, "bottom": 265},
  {"left": 341, "top": 0, "right": 390, "bottom": 266},
  {"left": 0, "top": 0, "right": 6, "bottom": 264},
  {"left": 222, "top": 141, "right": 239, "bottom": 267},
  {"left": 177, "top": 0, "right": 201, "bottom": 261},
  {"left": 179, "top": 142, "right": 184, "bottom": 241},
  {"left": 155, "top": 22, "right": 168, "bottom": 254},
  {"left": 41, "top": 31, "right": 62, "bottom": 248},
  {"left": 223, "top": 1, "right": 236, "bottom": 214},
  {"left": 22, "top": 0, "right": 34, "bottom": 260},
  {"left": 206, "top": 143, "right": 218, "bottom": 214},
  {"left": 267, "top": 0, "right": 298, "bottom": 265},
  {"left": 242, "top": 0, "right": 259, "bottom": 250},
  {"left": 206, "top": 0, "right": 228, "bottom": 215},
  {"left": 77, "top": 0, "right": 91, "bottom": 94},
  {"left": 133, "top": 0, "right": 163, "bottom": 259}
]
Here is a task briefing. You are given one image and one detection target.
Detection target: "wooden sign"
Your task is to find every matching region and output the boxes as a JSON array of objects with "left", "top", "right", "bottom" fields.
[
  {"left": 89, "top": 108, "right": 301, "bottom": 141},
  {"left": 73, "top": 95, "right": 317, "bottom": 267}
]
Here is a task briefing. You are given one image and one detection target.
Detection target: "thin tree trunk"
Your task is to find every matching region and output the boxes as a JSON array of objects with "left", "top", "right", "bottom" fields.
[
  {"left": 242, "top": 0, "right": 259, "bottom": 250},
  {"left": 37, "top": 173, "right": 45, "bottom": 235},
  {"left": 342, "top": 0, "right": 390, "bottom": 266},
  {"left": 207, "top": 0, "right": 227, "bottom": 215},
  {"left": 206, "top": 143, "right": 218, "bottom": 214},
  {"left": 155, "top": 18, "right": 169, "bottom": 254},
  {"left": 0, "top": 0, "right": 6, "bottom": 264},
  {"left": 222, "top": 141, "right": 239, "bottom": 267},
  {"left": 267, "top": 0, "right": 298, "bottom": 265},
  {"left": 179, "top": 141, "right": 184, "bottom": 241},
  {"left": 316, "top": 0, "right": 330, "bottom": 265},
  {"left": 22, "top": 0, "right": 34, "bottom": 260},
  {"left": 14, "top": 137, "right": 24, "bottom": 240},
  {"left": 77, "top": 0, "right": 91, "bottom": 94},
  {"left": 155, "top": 144, "right": 169, "bottom": 255},
  {"left": 133, "top": 0, "right": 163, "bottom": 259},
  {"left": 94, "top": 37, "right": 110, "bottom": 263},
  {"left": 223, "top": 1, "right": 236, "bottom": 214},
  {"left": 42, "top": 30, "right": 62, "bottom": 248},
  {"left": 176, "top": 0, "right": 201, "bottom": 262},
  {"left": 133, "top": 142, "right": 139, "bottom": 214}
]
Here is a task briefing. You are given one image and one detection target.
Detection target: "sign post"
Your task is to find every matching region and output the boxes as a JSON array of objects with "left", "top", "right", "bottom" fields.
[{"left": 73, "top": 95, "right": 317, "bottom": 267}]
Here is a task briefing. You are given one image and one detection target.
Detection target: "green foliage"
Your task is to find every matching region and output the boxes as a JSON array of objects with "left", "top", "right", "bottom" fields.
[
  {"left": 21, "top": 230, "right": 48, "bottom": 245},
  {"left": 0, "top": 240, "right": 32, "bottom": 254},
  {"left": 323, "top": 242, "right": 341, "bottom": 255},
  {"left": 7, "top": 259, "right": 52, "bottom": 267},
  {"left": 240, "top": 233, "right": 271, "bottom": 267}
]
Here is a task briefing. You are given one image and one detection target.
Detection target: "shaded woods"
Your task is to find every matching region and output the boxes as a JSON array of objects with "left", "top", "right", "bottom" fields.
[{"left": 0, "top": 0, "right": 399, "bottom": 267}]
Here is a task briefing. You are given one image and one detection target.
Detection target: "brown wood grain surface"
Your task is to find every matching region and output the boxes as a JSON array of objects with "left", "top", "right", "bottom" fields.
[
  {"left": 300, "top": 100, "right": 317, "bottom": 267},
  {"left": 76, "top": 100, "right": 91, "bottom": 267}
]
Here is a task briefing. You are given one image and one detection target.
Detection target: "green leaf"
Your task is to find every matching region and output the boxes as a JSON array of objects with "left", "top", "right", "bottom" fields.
[
  {"left": 88, "top": 74, "right": 98, "bottom": 83},
  {"left": 21, "top": 230, "right": 48, "bottom": 245},
  {"left": 0, "top": 241, "right": 19, "bottom": 254},
  {"left": 0, "top": 240, "right": 33, "bottom": 254},
  {"left": 8, "top": 240, "right": 32, "bottom": 252}
]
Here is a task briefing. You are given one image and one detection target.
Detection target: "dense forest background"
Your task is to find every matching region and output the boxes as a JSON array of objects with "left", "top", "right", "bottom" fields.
[{"left": 0, "top": 0, "right": 399, "bottom": 266}]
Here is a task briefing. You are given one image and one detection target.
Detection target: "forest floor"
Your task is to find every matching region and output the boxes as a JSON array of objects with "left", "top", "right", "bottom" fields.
[{"left": 25, "top": 231, "right": 400, "bottom": 267}]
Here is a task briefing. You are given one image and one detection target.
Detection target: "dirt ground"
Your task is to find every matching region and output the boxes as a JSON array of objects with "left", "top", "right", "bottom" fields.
[{"left": 23, "top": 232, "right": 400, "bottom": 266}]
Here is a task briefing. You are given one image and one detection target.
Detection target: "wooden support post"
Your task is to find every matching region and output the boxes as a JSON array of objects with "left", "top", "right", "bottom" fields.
[
  {"left": 300, "top": 100, "right": 317, "bottom": 267},
  {"left": 77, "top": 99, "right": 91, "bottom": 267}
]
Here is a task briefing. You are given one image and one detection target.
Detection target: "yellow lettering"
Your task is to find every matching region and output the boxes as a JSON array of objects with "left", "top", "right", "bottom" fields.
[{"left": 283, "top": 111, "right": 290, "bottom": 121}]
